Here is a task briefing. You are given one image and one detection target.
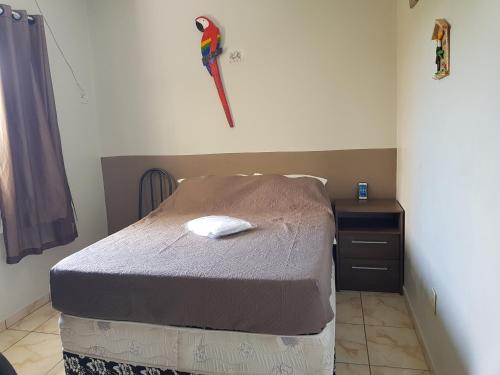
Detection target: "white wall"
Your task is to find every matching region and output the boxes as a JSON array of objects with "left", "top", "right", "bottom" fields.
[
  {"left": 397, "top": 1, "right": 500, "bottom": 374},
  {"left": 87, "top": 0, "right": 397, "bottom": 157},
  {"left": 0, "top": 0, "right": 107, "bottom": 321}
]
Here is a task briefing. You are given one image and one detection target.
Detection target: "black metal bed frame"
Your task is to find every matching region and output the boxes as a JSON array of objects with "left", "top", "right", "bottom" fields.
[{"left": 138, "top": 168, "right": 176, "bottom": 220}]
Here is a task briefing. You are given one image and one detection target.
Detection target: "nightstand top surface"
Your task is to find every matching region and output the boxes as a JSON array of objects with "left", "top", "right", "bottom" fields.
[{"left": 334, "top": 199, "right": 403, "bottom": 214}]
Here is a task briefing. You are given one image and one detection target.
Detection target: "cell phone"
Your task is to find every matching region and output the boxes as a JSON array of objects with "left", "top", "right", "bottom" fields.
[{"left": 358, "top": 182, "right": 368, "bottom": 200}]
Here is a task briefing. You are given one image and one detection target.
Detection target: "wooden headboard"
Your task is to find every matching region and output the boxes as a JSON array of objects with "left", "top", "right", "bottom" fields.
[{"left": 101, "top": 148, "right": 396, "bottom": 233}]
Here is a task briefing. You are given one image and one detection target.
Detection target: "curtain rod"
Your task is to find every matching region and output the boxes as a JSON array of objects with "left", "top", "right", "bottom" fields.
[{"left": 0, "top": 7, "right": 36, "bottom": 22}]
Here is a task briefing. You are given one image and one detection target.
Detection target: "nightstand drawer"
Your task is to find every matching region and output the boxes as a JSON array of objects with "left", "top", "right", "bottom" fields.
[
  {"left": 339, "top": 258, "right": 400, "bottom": 292},
  {"left": 338, "top": 232, "right": 400, "bottom": 259}
]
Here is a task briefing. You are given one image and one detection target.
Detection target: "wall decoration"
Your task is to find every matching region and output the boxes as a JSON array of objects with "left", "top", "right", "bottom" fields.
[
  {"left": 195, "top": 16, "right": 234, "bottom": 128},
  {"left": 409, "top": 0, "right": 419, "bottom": 8},
  {"left": 432, "top": 19, "right": 450, "bottom": 80}
]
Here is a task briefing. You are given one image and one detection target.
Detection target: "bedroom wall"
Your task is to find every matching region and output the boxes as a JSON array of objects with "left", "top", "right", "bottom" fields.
[
  {"left": 87, "top": 0, "right": 397, "bottom": 157},
  {"left": 396, "top": 1, "right": 500, "bottom": 374},
  {"left": 0, "top": 0, "right": 107, "bottom": 321}
]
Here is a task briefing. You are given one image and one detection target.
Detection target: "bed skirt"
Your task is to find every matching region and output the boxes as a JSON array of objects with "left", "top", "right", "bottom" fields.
[
  {"left": 59, "top": 312, "right": 335, "bottom": 375},
  {"left": 63, "top": 351, "right": 191, "bottom": 374},
  {"left": 62, "top": 351, "right": 336, "bottom": 375}
]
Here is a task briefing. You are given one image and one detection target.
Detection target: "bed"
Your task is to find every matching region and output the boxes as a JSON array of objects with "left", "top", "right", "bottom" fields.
[{"left": 51, "top": 175, "right": 336, "bottom": 375}]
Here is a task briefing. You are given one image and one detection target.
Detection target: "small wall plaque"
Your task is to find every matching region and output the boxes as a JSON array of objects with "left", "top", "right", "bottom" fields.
[{"left": 432, "top": 19, "right": 451, "bottom": 80}]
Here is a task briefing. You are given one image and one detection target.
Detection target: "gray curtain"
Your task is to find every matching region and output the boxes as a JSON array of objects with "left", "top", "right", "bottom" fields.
[{"left": 0, "top": 4, "right": 77, "bottom": 264}]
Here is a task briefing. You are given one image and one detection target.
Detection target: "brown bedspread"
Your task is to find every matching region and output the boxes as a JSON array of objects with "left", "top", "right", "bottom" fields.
[{"left": 50, "top": 175, "right": 335, "bottom": 335}]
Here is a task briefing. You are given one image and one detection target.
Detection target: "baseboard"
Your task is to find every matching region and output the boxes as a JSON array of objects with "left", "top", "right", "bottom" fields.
[
  {"left": 3, "top": 293, "right": 51, "bottom": 329},
  {"left": 403, "top": 286, "right": 438, "bottom": 375}
]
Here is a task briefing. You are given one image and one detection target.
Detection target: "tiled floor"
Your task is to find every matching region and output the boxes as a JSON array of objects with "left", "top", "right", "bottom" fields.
[
  {"left": 336, "top": 291, "right": 430, "bottom": 375},
  {"left": 0, "top": 303, "right": 64, "bottom": 375},
  {"left": 1, "top": 293, "right": 429, "bottom": 375}
]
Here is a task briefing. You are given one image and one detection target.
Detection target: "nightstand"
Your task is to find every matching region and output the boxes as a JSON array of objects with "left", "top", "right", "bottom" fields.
[{"left": 334, "top": 199, "right": 405, "bottom": 294}]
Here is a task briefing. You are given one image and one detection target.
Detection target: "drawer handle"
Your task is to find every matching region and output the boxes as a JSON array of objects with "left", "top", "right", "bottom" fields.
[
  {"left": 352, "top": 266, "right": 389, "bottom": 271},
  {"left": 351, "top": 240, "right": 388, "bottom": 245}
]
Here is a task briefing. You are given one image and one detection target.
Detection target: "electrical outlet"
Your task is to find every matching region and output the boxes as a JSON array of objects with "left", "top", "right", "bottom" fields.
[
  {"left": 431, "top": 288, "right": 437, "bottom": 315},
  {"left": 228, "top": 50, "right": 243, "bottom": 63}
]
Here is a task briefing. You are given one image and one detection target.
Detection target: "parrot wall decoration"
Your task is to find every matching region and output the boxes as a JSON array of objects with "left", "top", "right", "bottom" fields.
[{"left": 195, "top": 16, "right": 234, "bottom": 128}]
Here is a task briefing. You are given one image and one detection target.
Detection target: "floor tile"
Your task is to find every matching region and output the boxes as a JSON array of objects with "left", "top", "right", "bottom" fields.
[
  {"left": 366, "top": 326, "right": 428, "bottom": 370},
  {"left": 336, "top": 363, "right": 370, "bottom": 375},
  {"left": 0, "top": 329, "right": 29, "bottom": 352},
  {"left": 34, "top": 314, "right": 60, "bottom": 335},
  {"left": 2, "top": 332, "right": 62, "bottom": 375},
  {"left": 46, "top": 360, "right": 66, "bottom": 375},
  {"left": 335, "top": 323, "right": 369, "bottom": 365},
  {"left": 361, "top": 292, "right": 403, "bottom": 297},
  {"left": 337, "top": 292, "right": 364, "bottom": 325},
  {"left": 371, "top": 366, "right": 430, "bottom": 375},
  {"left": 362, "top": 294, "right": 412, "bottom": 328},
  {"left": 9, "top": 303, "right": 58, "bottom": 332},
  {"left": 337, "top": 291, "right": 361, "bottom": 296}
]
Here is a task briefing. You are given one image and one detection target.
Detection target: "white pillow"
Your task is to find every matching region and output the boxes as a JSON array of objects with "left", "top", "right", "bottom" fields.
[
  {"left": 284, "top": 174, "right": 328, "bottom": 186},
  {"left": 185, "top": 216, "right": 254, "bottom": 239},
  {"left": 178, "top": 174, "right": 248, "bottom": 184},
  {"left": 253, "top": 173, "right": 328, "bottom": 186}
]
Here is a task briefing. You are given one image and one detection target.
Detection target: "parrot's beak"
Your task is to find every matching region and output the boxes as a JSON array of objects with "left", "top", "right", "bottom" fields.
[{"left": 196, "top": 21, "right": 204, "bottom": 32}]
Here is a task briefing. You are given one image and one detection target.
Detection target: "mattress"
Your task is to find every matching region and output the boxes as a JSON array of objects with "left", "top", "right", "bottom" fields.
[
  {"left": 51, "top": 175, "right": 335, "bottom": 335},
  {"left": 59, "top": 270, "right": 336, "bottom": 375}
]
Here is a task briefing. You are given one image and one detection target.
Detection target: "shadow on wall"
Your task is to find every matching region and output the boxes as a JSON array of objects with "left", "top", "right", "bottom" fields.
[{"left": 405, "top": 254, "right": 469, "bottom": 375}]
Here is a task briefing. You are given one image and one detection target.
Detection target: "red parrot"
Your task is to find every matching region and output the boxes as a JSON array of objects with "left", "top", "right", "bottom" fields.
[{"left": 195, "top": 16, "right": 234, "bottom": 128}]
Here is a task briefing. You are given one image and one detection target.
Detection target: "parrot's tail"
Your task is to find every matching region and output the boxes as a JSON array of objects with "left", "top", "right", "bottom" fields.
[{"left": 211, "top": 61, "right": 234, "bottom": 128}]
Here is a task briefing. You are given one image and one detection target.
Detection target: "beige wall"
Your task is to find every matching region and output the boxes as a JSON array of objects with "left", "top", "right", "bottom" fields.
[
  {"left": 397, "top": 1, "right": 500, "bottom": 374},
  {"left": 0, "top": 0, "right": 107, "bottom": 321},
  {"left": 87, "top": 0, "right": 397, "bottom": 156}
]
